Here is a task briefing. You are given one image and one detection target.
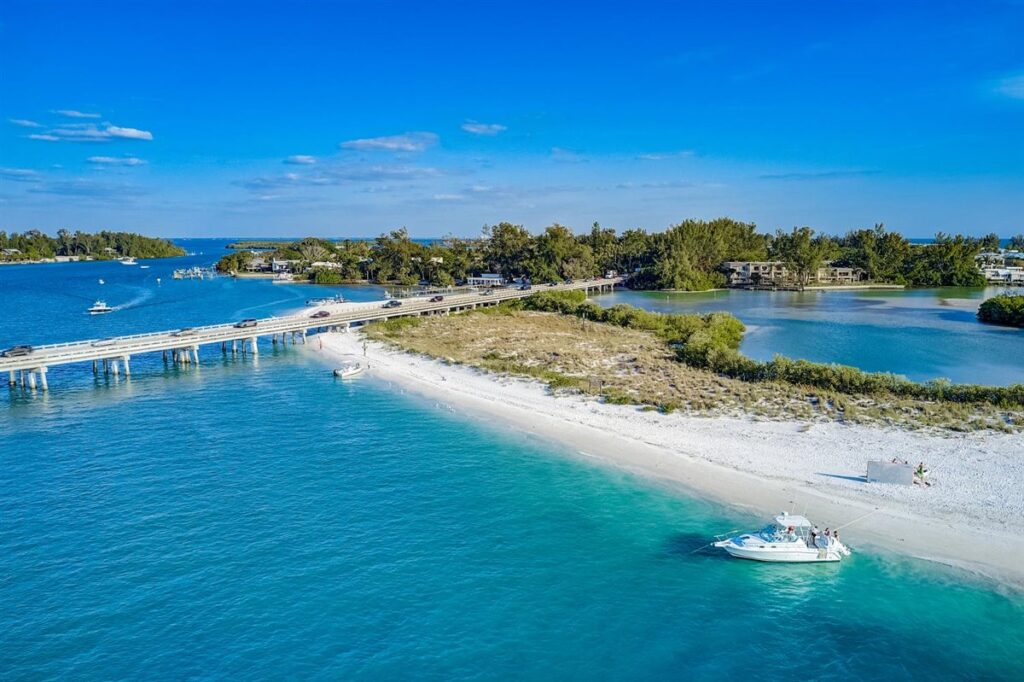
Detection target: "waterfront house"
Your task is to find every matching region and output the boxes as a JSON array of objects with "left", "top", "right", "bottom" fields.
[
  {"left": 722, "top": 261, "right": 788, "bottom": 286},
  {"left": 271, "top": 258, "right": 301, "bottom": 273},
  {"left": 467, "top": 273, "right": 506, "bottom": 287},
  {"left": 244, "top": 257, "right": 268, "bottom": 272},
  {"left": 981, "top": 266, "right": 1024, "bottom": 285},
  {"left": 722, "top": 261, "right": 865, "bottom": 287}
]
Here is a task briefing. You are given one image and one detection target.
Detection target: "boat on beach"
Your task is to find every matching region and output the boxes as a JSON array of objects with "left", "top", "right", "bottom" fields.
[
  {"left": 306, "top": 295, "right": 346, "bottom": 306},
  {"left": 713, "top": 512, "right": 850, "bottom": 563},
  {"left": 333, "top": 363, "right": 366, "bottom": 379},
  {"left": 87, "top": 300, "right": 114, "bottom": 315}
]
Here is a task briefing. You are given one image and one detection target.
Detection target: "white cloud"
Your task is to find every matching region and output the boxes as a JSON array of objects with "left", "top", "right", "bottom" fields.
[
  {"left": 54, "top": 109, "right": 101, "bottom": 118},
  {"left": 9, "top": 118, "right": 41, "bottom": 128},
  {"left": 433, "top": 193, "right": 465, "bottom": 201},
  {"left": 26, "top": 123, "right": 153, "bottom": 142},
  {"left": 106, "top": 125, "right": 154, "bottom": 140},
  {"left": 550, "top": 146, "right": 585, "bottom": 162},
  {"left": 0, "top": 167, "right": 42, "bottom": 182},
  {"left": 241, "top": 163, "right": 441, "bottom": 191},
  {"left": 340, "top": 131, "right": 438, "bottom": 152},
  {"left": 636, "top": 150, "right": 695, "bottom": 160},
  {"left": 461, "top": 121, "right": 507, "bottom": 136},
  {"left": 284, "top": 155, "right": 317, "bottom": 165},
  {"left": 88, "top": 156, "right": 147, "bottom": 166},
  {"left": 996, "top": 75, "right": 1024, "bottom": 99}
]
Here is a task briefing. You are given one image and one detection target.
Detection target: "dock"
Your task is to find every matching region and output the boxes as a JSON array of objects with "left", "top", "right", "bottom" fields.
[{"left": 2, "top": 277, "right": 624, "bottom": 392}]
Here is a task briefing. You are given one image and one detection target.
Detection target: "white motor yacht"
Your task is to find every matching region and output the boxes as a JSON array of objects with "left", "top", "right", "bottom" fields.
[
  {"left": 119, "top": 257, "right": 137, "bottom": 265},
  {"left": 713, "top": 512, "right": 850, "bottom": 563},
  {"left": 333, "top": 363, "right": 366, "bottom": 379},
  {"left": 87, "top": 300, "right": 114, "bottom": 315}
]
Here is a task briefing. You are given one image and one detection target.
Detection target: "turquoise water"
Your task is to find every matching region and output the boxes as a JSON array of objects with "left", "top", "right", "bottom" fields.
[
  {"left": 3, "top": 241, "right": 1024, "bottom": 679},
  {"left": 601, "top": 288, "right": 1024, "bottom": 385}
]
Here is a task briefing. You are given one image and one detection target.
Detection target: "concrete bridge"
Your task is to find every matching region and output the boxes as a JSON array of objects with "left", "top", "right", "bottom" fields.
[{"left": 2, "top": 277, "right": 624, "bottom": 391}]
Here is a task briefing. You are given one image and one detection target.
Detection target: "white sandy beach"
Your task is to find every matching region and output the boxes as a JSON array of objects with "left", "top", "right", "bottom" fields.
[{"left": 316, "top": 330, "right": 1024, "bottom": 587}]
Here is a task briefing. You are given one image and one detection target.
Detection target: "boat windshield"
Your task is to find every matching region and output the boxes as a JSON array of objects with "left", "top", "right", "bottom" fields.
[{"left": 757, "top": 525, "right": 779, "bottom": 541}]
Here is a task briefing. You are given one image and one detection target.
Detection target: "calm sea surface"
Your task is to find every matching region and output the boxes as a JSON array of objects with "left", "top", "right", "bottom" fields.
[{"left": 2, "top": 239, "right": 1023, "bottom": 679}]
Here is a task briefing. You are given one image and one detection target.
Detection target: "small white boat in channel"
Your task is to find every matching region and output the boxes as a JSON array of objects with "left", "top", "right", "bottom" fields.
[
  {"left": 333, "top": 363, "right": 366, "bottom": 379},
  {"left": 98, "top": 278, "right": 105, "bottom": 284},
  {"left": 713, "top": 512, "right": 851, "bottom": 563},
  {"left": 88, "top": 300, "right": 114, "bottom": 315},
  {"left": 119, "top": 257, "right": 138, "bottom": 265}
]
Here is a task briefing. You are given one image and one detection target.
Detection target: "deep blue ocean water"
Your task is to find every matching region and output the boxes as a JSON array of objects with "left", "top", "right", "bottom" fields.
[{"left": 3, "top": 240, "right": 1024, "bottom": 679}]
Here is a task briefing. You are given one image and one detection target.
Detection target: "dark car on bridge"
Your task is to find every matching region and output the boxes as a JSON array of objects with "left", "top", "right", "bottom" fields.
[
  {"left": 310, "top": 310, "right": 331, "bottom": 319},
  {"left": 383, "top": 300, "right": 403, "bottom": 308},
  {"left": 429, "top": 295, "right": 445, "bottom": 302},
  {"left": 233, "top": 319, "right": 258, "bottom": 328},
  {"left": 1, "top": 345, "right": 33, "bottom": 358}
]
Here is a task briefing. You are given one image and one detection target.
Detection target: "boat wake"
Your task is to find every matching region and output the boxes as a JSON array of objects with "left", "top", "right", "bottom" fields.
[{"left": 114, "top": 287, "right": 154, "bottom": 311}]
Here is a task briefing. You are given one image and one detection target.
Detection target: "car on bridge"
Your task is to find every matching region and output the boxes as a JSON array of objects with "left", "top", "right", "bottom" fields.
[
  {"left": 383, "top": 300, "right": 403, "bottom": 309},
  {"left": 1, "top": 345, "right": 33, "bottom": 358},
  {"left": 233, "top": 319, "right": 258, "bottom": 328},
  {"left": 91, "top": 338, "right": 116, "bottom": 347},
  {"left": 172, "top": 327, "right": 197, "bottom": 337},
  {"left": 518, "top": 284, "right": 532, "bottom": 290},
  {"left": 310, "top": 310, "right": 331, "bottom": 319},
  {"left": 429, "top": 295, "right": 445, "bottom": 302},
  {"left": 480, "top": 289, "right": 494, "bottom": 296}
]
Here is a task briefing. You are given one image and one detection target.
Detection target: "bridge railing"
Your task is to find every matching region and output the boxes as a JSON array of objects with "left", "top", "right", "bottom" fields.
[{"left": 4, "top": 277, "right": 625, "bottom": 362}]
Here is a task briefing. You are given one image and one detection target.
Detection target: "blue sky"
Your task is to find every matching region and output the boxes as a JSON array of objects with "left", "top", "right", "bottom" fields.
[{"left": 1, "top": 0, "right": 1022, "bottom": 238}]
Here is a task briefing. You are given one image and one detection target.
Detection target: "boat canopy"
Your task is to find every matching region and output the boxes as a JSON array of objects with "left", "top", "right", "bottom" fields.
[{"left": 773, "top": 513, "right": 813, "bottom": 528}]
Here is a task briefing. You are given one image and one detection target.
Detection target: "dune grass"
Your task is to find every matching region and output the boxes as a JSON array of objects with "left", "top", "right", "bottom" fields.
[{"left": 364, "top": 307, "right": 1021, "bottom": 433}]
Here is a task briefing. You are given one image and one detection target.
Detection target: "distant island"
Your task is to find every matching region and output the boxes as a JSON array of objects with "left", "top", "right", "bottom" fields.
[
  {"left": 226, "top": 240, "right": 296, "bottom": 250},
  {"left": 0, "top": 229, "right": 185, "bottom": 263},
  {"left": 216, "top": 221, "right": 1023, "bottom": 291},
  {"left": 978, "top": 294, "right": 1024, "bottom": 328}
]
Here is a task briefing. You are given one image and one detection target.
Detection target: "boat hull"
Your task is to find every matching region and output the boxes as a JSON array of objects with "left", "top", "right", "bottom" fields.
[{"left": 719, "top": 544, "right": 841, "bottom": 563}]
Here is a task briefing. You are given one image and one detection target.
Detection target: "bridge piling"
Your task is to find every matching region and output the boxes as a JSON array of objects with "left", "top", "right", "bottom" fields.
[
  {"left": 28, "top": 371, "right": 36, "bottom": 391},
  {"left": 39, "top": 367, "right": 48, "bottom": 391},
  {"left": 8, "top": 370, "right": 15, "bottom": 386},
  {"left": 192, "top": 345, "right": 199, "bottom": 365},
  {"left": 122, "top": 355, "right": 131, "bottom": 376},
  {"left": 111, "top": 360, "right": 119, "bottom": 376},
  {"left": 250, "top": 337, "right": 259, "bottom": 355}
]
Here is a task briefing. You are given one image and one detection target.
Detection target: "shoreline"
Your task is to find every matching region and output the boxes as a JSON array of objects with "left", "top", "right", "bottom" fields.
[{"left": 318, "top": 330, "right": 1024, "bottom": 589}]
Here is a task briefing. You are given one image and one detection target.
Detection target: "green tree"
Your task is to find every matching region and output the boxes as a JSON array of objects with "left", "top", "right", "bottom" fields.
[
  {"left": 771, "top": 227, "right": 838, "bottom": 287},
  {"left": 483, "top": 222, "right": 532, "bottom": 276}
]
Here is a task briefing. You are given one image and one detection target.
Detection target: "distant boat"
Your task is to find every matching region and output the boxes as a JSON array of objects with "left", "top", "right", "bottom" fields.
[
  {"left": 333, "top": 364, "right": 366, "bottom": 379},
  {"left": 98, "top": 278, "right": 105, "bottom": 284},
  {"left": 88, "top": 300, "right": 114, "bottom": 315},
  {"left": 139, "top": 265, "right": 150, "bottom": 269},
  {"left": 119, "top": 257, "right": 137, "bottom": 265}
]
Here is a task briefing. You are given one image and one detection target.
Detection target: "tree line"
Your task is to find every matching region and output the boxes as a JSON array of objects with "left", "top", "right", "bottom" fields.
[
  {"left": 215, "top": 219, "right": 1013, "bottom": 289},
  {"left": 0, "top": 229, "right": 185, "bottom": 261}
]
